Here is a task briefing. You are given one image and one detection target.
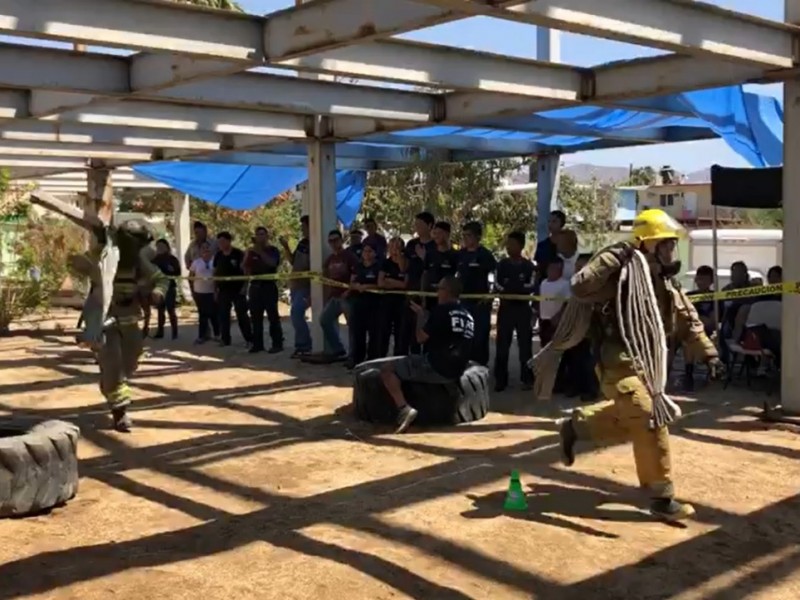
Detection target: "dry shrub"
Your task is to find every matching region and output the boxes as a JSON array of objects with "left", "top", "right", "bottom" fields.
[{"left": 0, "top": 211, "right": 86, "bottom": 334}]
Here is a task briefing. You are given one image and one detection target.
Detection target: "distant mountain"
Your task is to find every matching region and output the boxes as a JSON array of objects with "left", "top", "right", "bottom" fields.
[
  {"left": 683, "top": 168, "right": 711, "bottom": 183},
  {"left": 562, "top": 163, "right": 630, "bottom": 184},
  {"left": 506, "top": 163, "right": 713, "bottom": 185},
  {"left": 507, "top": 163, "right": 631, "bottom": 185}
]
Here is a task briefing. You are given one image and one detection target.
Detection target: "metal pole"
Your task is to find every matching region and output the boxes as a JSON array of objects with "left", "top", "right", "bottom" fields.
[
  {"left": 534, "top": 27, "right": 562, "bottom": 242},
  {"left": 711, "top": 205, "right": 719, "bottom": 333},
  {"left": 781, "top": 0, "right": 800, "bottom": 413},
  {"left": 173, "top": 192, "right": 192, "bottom": 300}
]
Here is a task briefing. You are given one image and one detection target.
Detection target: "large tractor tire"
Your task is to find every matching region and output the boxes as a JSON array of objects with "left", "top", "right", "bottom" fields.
[
  {"left": 0, "top": 419, "right": 80, "bottom": 517},
  {"left": 352, "top": 359, "right": 490, "bottom": 426}
]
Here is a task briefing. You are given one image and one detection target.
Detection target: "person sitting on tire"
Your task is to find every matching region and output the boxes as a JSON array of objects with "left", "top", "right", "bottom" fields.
[{"left": 380, "top": 275, "right": 475, "bottom": 433}]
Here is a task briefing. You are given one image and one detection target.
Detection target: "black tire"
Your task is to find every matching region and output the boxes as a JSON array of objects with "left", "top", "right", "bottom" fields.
[
  {"left": 0, "top": 419, "right": 80, "bottom": 518},
  {"left": 352, "top": 362, "right": 490, "bottom": 426}
]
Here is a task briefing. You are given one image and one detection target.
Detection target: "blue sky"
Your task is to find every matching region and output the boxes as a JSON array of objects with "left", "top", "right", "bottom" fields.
[
  {"left": 238, "top": 0, "right": 784, "bottom": 172},
  {"left": 3, "top": 0, "right": 784, "bottom": 173}
]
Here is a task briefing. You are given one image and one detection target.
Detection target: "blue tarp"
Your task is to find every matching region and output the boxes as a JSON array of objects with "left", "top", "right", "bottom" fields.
[
  {"left": 135, "top": 162, "right": 367, "bottom": 226},
  {"left": 134, "top": 84, "right": 783, "bottom": 221}
]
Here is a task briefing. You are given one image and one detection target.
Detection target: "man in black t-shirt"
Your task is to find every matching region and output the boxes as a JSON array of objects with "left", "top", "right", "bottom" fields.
[
  {"left": 347, "top": 229, "right": 364, "bottom": 262},
  {"left": 404, "top": 211, "right": 437, "bottom": 353},
  {"left": 456, "top": 221, "right": 497, "bottom": 366},
  {"left": 404, "top": 211, "right": 436, "bottom": 293},
  {"left": 245, "top": 226, "right": 283, "bottom": 354},
  {"left": 380, "top": 276, "right": 475, "bottom": 433},
  {"left": 493, "top": 231, "right": 535, "bottom": 392},
  {"left": 213, "top": 232, "right": 253, "bottom": 347},
  {"left": 348, "top": 243, "right": 383, "bottom": 366},
  {"left": 533, "top": 210, "right": 566, "bottom": 287},
  {"left": 423, "top": 221, "right": 459, "bottom": 310}
]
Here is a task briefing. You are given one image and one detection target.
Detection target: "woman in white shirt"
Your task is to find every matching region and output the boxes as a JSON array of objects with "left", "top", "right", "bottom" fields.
[{"left": 189, "top": 242, "right": 220, "bottom": 344}]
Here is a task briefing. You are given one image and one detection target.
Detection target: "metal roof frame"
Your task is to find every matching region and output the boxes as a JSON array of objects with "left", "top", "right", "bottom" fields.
[{"left": 0, "top": 0, "right": 793, "bottom": 185}]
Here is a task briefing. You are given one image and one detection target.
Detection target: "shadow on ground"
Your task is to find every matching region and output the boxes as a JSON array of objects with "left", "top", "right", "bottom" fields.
[{"left": 1, "top": 317, "right": 798, "bottom": 600}]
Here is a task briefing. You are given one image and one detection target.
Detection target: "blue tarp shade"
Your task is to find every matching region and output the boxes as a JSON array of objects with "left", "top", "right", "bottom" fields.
[
  {"left": 134, "top": 162, "right": 367, "bottom": 227},
  {"left": 390, "top": 86, "right": 783, "bottom": 166},
  {"left": 134, "top": 85, "right": 783, "bottom": 220}
]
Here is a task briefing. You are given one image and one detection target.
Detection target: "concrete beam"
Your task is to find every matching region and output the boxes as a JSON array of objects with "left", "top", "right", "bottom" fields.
[
  {"left": 592, "top": 55, "right": 767, "bottom": 101},
  {"left": 18, "top": 172, "right": 142, "bottom": 182},
  {"left": 160, "top": 73, "right": 433, "bottom": 122},
  {"left": 51, "top": 100, "right": 313, "bottom": 137},
  {"left": 188, "top": 141, "right": 423, "bottom": 164},
  {"left": 181, "top": 151, "right": 378, "bottom": 171},
  {"left": 0, "top": 89, "right": 418, "bottom": 154},
  {"left": 279, "top": 38, "right": 584, "bottom": 101},
  {"left": 44, "top": 99, "right": 413, "bottom": 146},
  {"left": 5, "top": 0, "right": 790, "bottom": 69},
  {"left": 446, "top": 53, "right": 768, "bottom": 120},
  {"left": 0, "top": 44, "right": 435, "bottom": 123},
  {"left": 0, "top": 119, "right": 224, "bottom": 150},
  {"left": 415, "top": 0, "right": 797, "bottom": 69},
  {"left": 18, "top": 181, "right": 170, "bottom": 191},
  {"left": 0, "top": 0, "right": 789, "bottom": 136},
  {"left": 0, "top": 42, "right": 782, "bottom": 130},
  {"left": 6, "top": 166, "right": 89, "bottom": 180},
  {"left": 264, "top": 0, "right": 456, "bottom": 60},
  {"left": 0, "top": 0, "right": 541, "bottom": 122},
  {"left": 0, "top": 0, "right": 265, "bottom": 60},
  {"left": 0, "top": 157, "right": 91, "bottom": 169},
  {"left": 0, "top": 139, "right": 152, "bottom": 160}
]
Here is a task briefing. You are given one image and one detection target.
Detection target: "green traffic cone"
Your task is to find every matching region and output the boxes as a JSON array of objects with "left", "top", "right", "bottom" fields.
[{"left": 503, "top": 469, "right": 528, "bottom": 511}]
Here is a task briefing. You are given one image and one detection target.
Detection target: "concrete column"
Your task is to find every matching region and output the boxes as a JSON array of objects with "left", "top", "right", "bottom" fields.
[
  {"left": 536, "top": 27, "right": 561, "bottom": 65},
  {"left": 307, "top": 139, "right": 337, "bottom": 351},
  {"left": 173, "top": 192, "right": 192, "bottom": 299},
  {"left": 300, "top": 182, "right": 311, "bottom": 216},
  {"left": 533, "top": 27, "right": 562, "bottom": 242},
  {"left": 535, "top": 155, "right": 562, "bottom": 242},
  {"left": 782, "top": 0, "right": 800, "bottom": 413}
]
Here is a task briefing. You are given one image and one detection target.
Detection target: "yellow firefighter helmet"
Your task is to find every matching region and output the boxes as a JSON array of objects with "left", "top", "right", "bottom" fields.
[{"left": 632, "top": 208, "right": 685, "bottom": 243}]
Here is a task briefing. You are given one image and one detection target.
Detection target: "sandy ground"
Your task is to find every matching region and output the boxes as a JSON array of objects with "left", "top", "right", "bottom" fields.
[{"left": 1, "top": 308, "right": 799, "bottom": 600}]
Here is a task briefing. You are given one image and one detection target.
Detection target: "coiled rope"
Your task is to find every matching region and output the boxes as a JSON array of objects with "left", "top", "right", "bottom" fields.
[{"left": 616, "top": 249, "right": 681, "bottom": 428}]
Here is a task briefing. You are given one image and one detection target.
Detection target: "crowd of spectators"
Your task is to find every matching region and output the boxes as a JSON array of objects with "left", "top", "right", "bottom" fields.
[{"left": 141, "top": 212, "right": 783, "bottom": 396}]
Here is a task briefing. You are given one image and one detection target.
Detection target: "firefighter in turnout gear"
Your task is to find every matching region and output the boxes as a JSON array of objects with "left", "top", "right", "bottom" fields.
[
  {"left": 533, "top": 208, "right": 721, "bottom": 522},
  {"left": 99, "top": 219, "right": 169, "bottom": 432},
  {"left": 69, "top": 219, "right": 169, "bottom": 432},
  {"left": 27, "top": 191, "right": 169, "bottom": 433}
]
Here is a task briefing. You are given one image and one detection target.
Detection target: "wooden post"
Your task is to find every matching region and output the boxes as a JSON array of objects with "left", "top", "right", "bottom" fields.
[
  {"left": 86, "top": 162, "right": 114, "bottom": 224},
  {"left": 85, "top": 162, "right": 114, "bottom": 249}
]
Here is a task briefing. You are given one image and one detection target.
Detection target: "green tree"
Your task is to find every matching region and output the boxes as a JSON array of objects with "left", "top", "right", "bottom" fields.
[
  {"left": 558, "top": 173, "right": 617, "bottom": 251},
  {"left": 0, "top": 181, "right": 86, "bottom": 333},
  {"left": 358, "top": 157, "right": 526, "bottom": 251},
  {"left": 626, "top": 165, "right": 657, "bottom": 186},
  {"left": 744, "top": 208, "right": 783, "bottom": 228},
  {"left": 118, "top": 190, "right": 301, "bottom": 249}
]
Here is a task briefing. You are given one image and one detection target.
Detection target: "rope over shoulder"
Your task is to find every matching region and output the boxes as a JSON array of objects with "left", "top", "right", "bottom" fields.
[{"left": 616, "top": 250, "right": 681, "bottom": 428}]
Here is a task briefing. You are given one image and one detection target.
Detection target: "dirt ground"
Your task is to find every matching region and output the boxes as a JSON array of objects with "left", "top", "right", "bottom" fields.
[{"left": 1, "top": 309, "right": 799, "bottom": 600}]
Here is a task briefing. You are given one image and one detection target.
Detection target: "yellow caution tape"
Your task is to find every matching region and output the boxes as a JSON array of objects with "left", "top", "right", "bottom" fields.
[
  {"left": 685, "top": 282, "right": 797, "bottom": 303},
  {"left": 171, "top": 270, "right": 315, "bottom": 282},
  {"left": 166, "top": 271, "right": 800, "bottom": 303}
]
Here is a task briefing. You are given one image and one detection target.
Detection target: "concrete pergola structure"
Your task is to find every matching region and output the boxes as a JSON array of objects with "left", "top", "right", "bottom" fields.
[{"left": 0, "top": 0, "right": 798, "bottom": 410}]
